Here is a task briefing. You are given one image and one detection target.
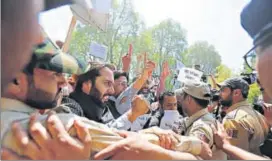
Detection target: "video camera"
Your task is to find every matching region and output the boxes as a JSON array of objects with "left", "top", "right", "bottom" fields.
[{"left": 240, "top": 72, "right": 257, "bottom": 85}]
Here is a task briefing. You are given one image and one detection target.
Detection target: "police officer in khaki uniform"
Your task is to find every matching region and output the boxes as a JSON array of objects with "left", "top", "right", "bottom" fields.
[
  {"left": 219, "top": 77, "right": 270, "bottom": 158},
  {"left": 175, "top": 80, "right": 214, "bottom": 146},
  {"left": 176, "top": 80, "right": 227, "bottom": 159}
]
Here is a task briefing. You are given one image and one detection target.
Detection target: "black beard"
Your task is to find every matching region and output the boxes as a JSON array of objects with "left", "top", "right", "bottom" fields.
[
  {"left": 220, "top": 99, "right": 233, "bottom": 107},
  {"left": 177, "top": 104, "right": 184, "bottom": 116},
  {"left": 26, "top": 98, "right": 58, "bottom": 110},
  {"left": 89, "top": 86, "right": 110, "bottom": 104},
  {"left": 26, "top": 89, "right": 61, "bottom": 110},
  {"left": 25, "top": 76, "right": 61, "bottom": 110}
]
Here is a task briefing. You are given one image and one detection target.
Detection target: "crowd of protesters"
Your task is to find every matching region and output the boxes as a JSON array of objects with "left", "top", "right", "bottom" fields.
[{"left": 1, "top": 0, "right": 272, "bottom": 160}]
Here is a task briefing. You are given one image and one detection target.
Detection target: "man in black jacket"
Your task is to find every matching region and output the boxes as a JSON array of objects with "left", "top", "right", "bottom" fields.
[{"left": 68, "top": 63, "right": 115, "bottom": 123}]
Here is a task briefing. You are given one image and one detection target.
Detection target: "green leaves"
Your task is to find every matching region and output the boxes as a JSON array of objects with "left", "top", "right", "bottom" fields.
[
  {"left": 215, "top": 64, "right": 232, "bottom": 83},
  {"left": 247, "top": 83, "right": 261, "bottom": 104},
  {"left": 181, "top": 41, "right": 221, "bottom": 75}
]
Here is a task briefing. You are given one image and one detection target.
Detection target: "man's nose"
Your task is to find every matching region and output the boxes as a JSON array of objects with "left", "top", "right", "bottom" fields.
[{"left": 109, "top": 85, "right": 115, "bottom": 94}]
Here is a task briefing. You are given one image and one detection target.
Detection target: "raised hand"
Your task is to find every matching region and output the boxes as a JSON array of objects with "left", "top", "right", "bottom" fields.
[
  {"left": 122, "top": 44, "right": 133, "bottom": 72},
  {"left": 142, "top": 53, "right": 156, "bottom": 78},
  {"left": 127, "top": 95, "right": 150, "bottom": 123}
]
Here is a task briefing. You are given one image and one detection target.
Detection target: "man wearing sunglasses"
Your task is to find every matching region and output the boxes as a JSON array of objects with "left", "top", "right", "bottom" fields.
[{"left": 218, "top": 77, "right": 270, "bottom": 158}]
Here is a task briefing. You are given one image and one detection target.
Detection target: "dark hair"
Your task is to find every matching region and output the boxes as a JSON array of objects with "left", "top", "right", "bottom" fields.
[
  {"left": 183, "top": 92, "right": 209, "bottom": 108},
  {"left": 114, "top": 71, "right": 129, "bottom": 81},
  {"left": 159, "top": 91, "right": 176, "bottom": 105},
  {"left": 227, "top": 85, "right": 249, "bottom": 99},
  {"left": 242, "top": 90, "right": 249, "bottom": 99},
  {"left": 74, "top": 64, "right": 111, "bottom": 92}
]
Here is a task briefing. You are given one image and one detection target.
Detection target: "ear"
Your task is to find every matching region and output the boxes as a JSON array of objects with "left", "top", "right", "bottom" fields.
[
  {"left": 5, "top": 73, "right": 26, "bottom": 97},
  {"left": 82, "top": 80, "right": 92, "bottom": 94},
  {"left": 186, "top": 95, "right": 192, "bottom": 104},
  {"left": 233, "top": 89, "right": 241, "bottom": 96}
]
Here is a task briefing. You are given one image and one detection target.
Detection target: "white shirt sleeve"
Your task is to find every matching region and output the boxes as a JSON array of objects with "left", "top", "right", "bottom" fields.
[
  {"left": 131, "top": 114, "right": 151, "bottom": 132},
  {"left": 106, "top": 114, "right": 132, "bottom": 130}
]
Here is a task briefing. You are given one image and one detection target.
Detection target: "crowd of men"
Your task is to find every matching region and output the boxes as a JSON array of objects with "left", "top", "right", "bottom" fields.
[{"left": 1, "top": 0, "right": 272, "bottom": 160}]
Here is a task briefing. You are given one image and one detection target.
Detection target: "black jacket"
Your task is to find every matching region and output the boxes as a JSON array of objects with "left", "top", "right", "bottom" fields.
[
  {"left": 105, "top": 99, "right": 122, "bottom": 119},
  {"left": 69, "top": 91, "right": 113, "bottom": 123},
  {"left": 61, "top": 96, "right": 84, "bottom": 116},
  {"left": 143, "top": 108, "right": 164, "bottom": 129}
]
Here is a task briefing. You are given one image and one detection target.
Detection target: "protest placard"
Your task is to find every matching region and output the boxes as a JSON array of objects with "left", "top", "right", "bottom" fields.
[
  {"left": 89, "top": 42, "right": 108, "bottom": 61},
  {"left": 178, "top": 67, "right": 203, "bottom": 82},
  {"left": 70, "top": 0, "right": 111, "bottom": 31}
]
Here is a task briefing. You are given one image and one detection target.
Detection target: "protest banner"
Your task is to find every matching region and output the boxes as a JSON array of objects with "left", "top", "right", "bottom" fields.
[{"left": 178, "top": 67, "right": 203, "bottom": 82}]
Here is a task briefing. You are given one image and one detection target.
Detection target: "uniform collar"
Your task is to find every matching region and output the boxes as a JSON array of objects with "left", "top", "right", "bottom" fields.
[
  {"left": 186, "top": 108, "right": 209, "bottom": 127},
  {"left": 1, "top": 97, "right": 38, "bottom": 114},
  {"left": 226, "top": 100, "right": 250, "bottom": 114}
]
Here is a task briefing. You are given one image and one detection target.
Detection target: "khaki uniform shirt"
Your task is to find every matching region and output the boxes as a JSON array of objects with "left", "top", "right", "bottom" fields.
[
  {"left": 184, "top": 108, "right": 227, "bottom": 160},
  {"left": 223, "top": 101, "right": 270, "bottom": 158}
]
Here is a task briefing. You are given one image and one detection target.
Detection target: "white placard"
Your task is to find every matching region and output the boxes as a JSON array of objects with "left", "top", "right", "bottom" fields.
[
  {"left": 70, "top": 0, "right": 111, "bottom": 31},
  {"left": 89, "top": 42, "right": 108, "bottom": 60},
  {"left": 91, "top": 0, "right": 112, "bottom": 14},
  {"left": 178, "top": 67, "right": 203, "bottom": 82},
  {"left": 160, "top": 110, "right": 181, "bottom": 130}
]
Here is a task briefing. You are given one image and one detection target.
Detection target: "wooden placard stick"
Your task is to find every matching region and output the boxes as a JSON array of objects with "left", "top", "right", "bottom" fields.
[{"left": 62, "top": 15, "right": 77, "bottom": 53}]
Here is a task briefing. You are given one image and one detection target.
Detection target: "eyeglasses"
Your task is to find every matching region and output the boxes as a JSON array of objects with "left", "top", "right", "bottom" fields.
[
  {"left": 243, "top": 23, "right": 272, "bottom": 71},
  {"left": 243, "top": 47, "right": 257, "bottom": 71}
]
